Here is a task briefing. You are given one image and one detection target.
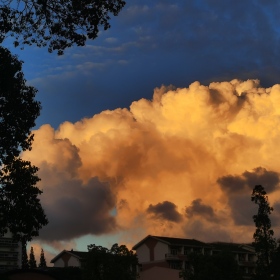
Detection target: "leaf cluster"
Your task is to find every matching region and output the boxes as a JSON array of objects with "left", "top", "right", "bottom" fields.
[
  {"left": 83, "top": 243, "right": 139, "bottom": 280},
  {"left": 251, "top": 185, "right": 276, "bottom": 275},
  {"left": 21, "top": 243, "right": 29, "bottom": 269},
  {"left": 0, "top": 158, "right": 48, "bottom": 241},
  {"left": 181, "top": 252, "right": 242, "bottom": 280},
  {"left": 29, "top": 246, "right": 37, "bottom": 268},
  {"left": 0, "top": 46, "right": 40, "bottom": 164},
  {"left": 270, "top": 240, "right": 280, "bottom": 279},
  {"left": 0, "top": 46, "right": 48, "bottom": 243},
  {"left": 39, "top": 248, "right": 47, "bottom": 268},
  {"left": 0, "top": 0, "right": 126, "bottom": 55}
]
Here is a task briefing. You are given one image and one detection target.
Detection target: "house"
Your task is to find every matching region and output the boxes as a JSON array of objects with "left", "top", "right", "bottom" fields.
[
  {"left": 50, "top": 250, "right": 88, "bottom": 268},
  {"left": 132, "top": 235, "right": 256, "bottom": 279},
  {"left": 209, "top": 241, "right": 256, "bottom": 278},
  {"left": 0, "top": 229, "right": 22, "bottom": 271},
  {"left": 132, "top": 235, "right": 212, "bottom": 272}
]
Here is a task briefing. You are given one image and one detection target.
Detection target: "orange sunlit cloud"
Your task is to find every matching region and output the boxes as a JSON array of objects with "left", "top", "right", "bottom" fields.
[{"left": 22, "top": 79, "right": 280, "bottom": 257}]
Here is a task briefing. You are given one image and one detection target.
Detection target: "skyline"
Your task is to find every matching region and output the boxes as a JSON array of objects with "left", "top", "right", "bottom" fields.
[{"left": 3, "top": 0, "right": 280, "bottom": 263}]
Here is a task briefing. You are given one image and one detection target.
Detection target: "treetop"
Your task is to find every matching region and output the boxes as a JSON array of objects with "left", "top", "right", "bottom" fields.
[{"left": 0, "top": 0, "right": 126, "bottom": 55}]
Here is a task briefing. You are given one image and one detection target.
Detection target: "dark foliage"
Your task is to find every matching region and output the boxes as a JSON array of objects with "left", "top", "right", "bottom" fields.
[
  {"left": 21, "top": 242, "right": 29, "bottom": 269},
  {"left": 48, "top": 267, "right": 83, "bottom": 280},
  {"left": 39, "top": 248, "right": 47, "bottom": 268},
  {"left": 0, "top": 157, "right": 48, "bottom": 242},
  {"left": 270, "top": 239, "right": 280, "bottom": 279},
  {"left": 0, "top": 46, "right": 40, "bottom": 165},
  {"left": 83, "top": 243, "right": 139, "bottom": 280},
  {"left": 251, "top": 185, "right": 276, "bottom": 280},
  {"left": 0, "top": 47, "right": 48, "bottom": 245},
  {"left": 29, "top": 246, "right": 37, "bottom": 268},
  {"left": 0, "top": 0, "right": 126, "bottom": 55},
  {"left": 180, "top": 251, "right": 243, "bottom": 280}
]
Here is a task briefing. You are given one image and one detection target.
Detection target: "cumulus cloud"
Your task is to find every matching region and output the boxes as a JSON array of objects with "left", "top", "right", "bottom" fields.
[
  {"left": 271, "top": 202, "right": 280, "bottom": 228},
  {"left": 217, "top": 167, "right": 280, "bottom": 226},
  {"left": 186, "top": 199, "right": 219, "bottom": 222},
  {"left": 147, "top": 201, "right": 183, "bottom": 222},
  {"left": 23, "top": 79, "right": 280, "bottom": 254},
  {"left": 39, "top": 175, "right": 117, "bottom": 241},
  {"left": 218, "top": 167, "right": 280, "bottom": 194}
]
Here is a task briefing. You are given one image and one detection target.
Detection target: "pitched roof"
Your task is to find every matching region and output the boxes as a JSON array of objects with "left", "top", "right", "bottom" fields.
[
  {"left": 50, "top": 250, "right": 88, "bottom": 263},
  {"left": 132, "top": 235, "right": 256, "bottom": 253},
  {"left": 132, "top": 235, "right": 211, "bottom": 250},
  {"left": 153, "top": 236, "right": 210, "bottom": 247},
  {"left": 68, "top": 251, "right": 88, "bottom": 259},
  {"left": 209, "top": 242, "right": 255, "bottom": 253}
]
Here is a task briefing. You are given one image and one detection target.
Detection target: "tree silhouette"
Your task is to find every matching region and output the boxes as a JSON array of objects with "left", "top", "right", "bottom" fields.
[
  {"left": 39, "top": 248, "right": 47, "bottom": 268},
  {"left": 180, "top": 251, "right": 242, "bottom": 280},
  {"left": 0, "top": 0, "right": 126, "bottom": 55},
  {"left": 251, "top": 185, "right": 276, "bottom": 280},
  {"left": 0, "top": 47, "right": 40, "bottom": 166},
  {"left": 21, "top": 243, "right": 29, "bottom": 269},
  {"left": 83, "top": 243, "right": 139, "bottom": 280},
  {"left": 0, "top": 47, "right": 48, "bottom": 256},
  {"left": 29, "top": 246, "right": 37, "bottom": 269}
]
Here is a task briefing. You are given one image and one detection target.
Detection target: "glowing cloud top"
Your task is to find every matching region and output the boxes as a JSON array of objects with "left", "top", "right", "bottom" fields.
[{"left": 23, "top": 79, "right": 280, "bottom": 250}]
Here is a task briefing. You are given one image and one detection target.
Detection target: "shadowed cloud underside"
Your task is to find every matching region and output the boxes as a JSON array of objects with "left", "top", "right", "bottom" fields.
[{"left": 22, "top": 79, "right": 280, "bottom": 253}]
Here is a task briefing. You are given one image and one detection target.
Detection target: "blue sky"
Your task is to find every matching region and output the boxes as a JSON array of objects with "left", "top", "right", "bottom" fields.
[
  {"left": 5, "top": 0, "right": 280, "bottom": 262},
  {"left": 6, "top": 0, "right": 280, "bottom": 129}
]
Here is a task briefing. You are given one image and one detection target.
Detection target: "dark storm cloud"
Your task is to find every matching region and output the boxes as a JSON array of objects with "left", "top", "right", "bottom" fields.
[
  {"left": 185, "top": 199, "right": 219, "bottom": 222},
  {"left": 271, "top": 202, "right": 280, "bottom": 228},
  {"left": 243, "top": 167, "right": 280, "bottom": 193},
  {"left": 38, "top": 165, "right": 117, "bottom": 241},
  {"left": 147, "top": 201, "right": 182, "bottom": 222},
  {"left": 228, "top": 196, "right": 257, "bottom": 226},
  {"left": 217, "top": 167, "right": 280, "bottom": 225},
  {"left": 217, "top": 167, "right": 280, "bottom": 194},
  {"left": 217, "top": 175, "right": 246, "bottom": 193}
]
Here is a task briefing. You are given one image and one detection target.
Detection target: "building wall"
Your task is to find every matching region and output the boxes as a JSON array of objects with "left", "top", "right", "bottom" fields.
[
  {"left": 68, "top": 256, "right": 80, "bottom": 267},
  {"left": 136, "top": 244, "right": 150, "bottom": 263},
  {"left": 154, "top": 242, "right": 168, "bottom": 261},
  {"left": 135, "top": 237, "right": 257, "bottom": 279},
  {"left": 136, "top": 239, "right": 169, "bottom": 263},
  {"left": 136, "top": 239, "right": 174, "bottom": 273},
  {"left": 139, "top": 266, "right": 181, "bottom": 280},
  {"left": 0, "top": 230, "right": 22, "bottom": 271},
  {"left": 53, "top": 255, "right": 80, "bottom": 268},
  {"left": 52, "top": 258, "right": 65, "bottom": 268},
  {"left": 142, "top": 260, "right": 169, "bottom": 271}
]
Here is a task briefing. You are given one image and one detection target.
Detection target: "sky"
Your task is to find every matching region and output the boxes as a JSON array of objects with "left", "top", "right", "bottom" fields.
[{"left": 3, "top": 0, "right": 280, "bottom": 264}]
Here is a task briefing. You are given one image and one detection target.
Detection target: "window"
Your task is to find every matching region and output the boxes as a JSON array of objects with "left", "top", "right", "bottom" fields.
[
  {"left": 184, "top": 261, "right": 191, "bottom": 269},
  {"left": 248, "top": 254, "right": 254, "bottom": 262},
  {"left": 169, "top": 261, "right": 182, "bottom": 270},
  {"left": 204, "top": 249, "right": 211, "bottom": 255},
  {"left": 238, "top": 254, "right": 245, "bottom": 261},
  {"left": 171, "top": 249, "right": 178, "bottom": 255},
  {"left": 193, "top": 247, "right": 202, "bottom": 254},
  {"left": 184, "top": 248, "right": 192, "bottom": 255},
  {"left": 0, "top": 253, "right": 9, "bottom": 257}
]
